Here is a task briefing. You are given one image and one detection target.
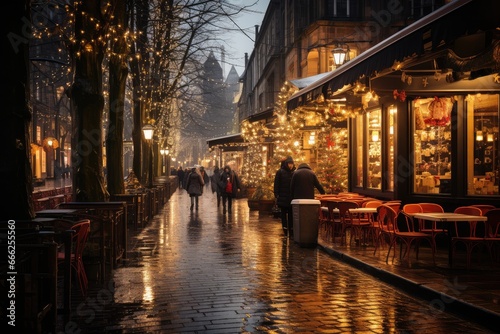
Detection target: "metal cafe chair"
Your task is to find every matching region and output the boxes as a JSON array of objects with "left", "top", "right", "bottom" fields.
[
  {"left": 57, "top": 219, "right": 91, "bottom": 296},
  {"left": 451, "top": 206, "right": 485, "bottom": 268}
]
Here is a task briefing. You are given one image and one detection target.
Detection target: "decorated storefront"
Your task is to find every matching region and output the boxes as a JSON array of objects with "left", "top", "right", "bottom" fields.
[{"left": 287, "top": 0, "right": 500, "bottom": 208}]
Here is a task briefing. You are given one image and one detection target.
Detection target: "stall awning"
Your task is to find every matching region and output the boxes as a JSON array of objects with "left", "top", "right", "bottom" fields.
[
  {"left": 287, "top": 0, "right": 500, "bottom": 110},
  {"left": 289, "top": 72, "right": 330, "bottom": 89},
  {"left": 206, "top": 133, "right": 244, "bottom": 149}
]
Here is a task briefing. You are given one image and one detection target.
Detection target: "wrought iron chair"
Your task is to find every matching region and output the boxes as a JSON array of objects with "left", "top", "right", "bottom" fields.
[
  {"left": 451, "top": 206, "right": 485, "bottom": 268},
  {"left": 57, "top": 219, "right": 91, "bottom": 296}
]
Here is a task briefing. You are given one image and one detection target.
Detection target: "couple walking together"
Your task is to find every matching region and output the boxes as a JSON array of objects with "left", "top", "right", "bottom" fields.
[
  {"left": 274, "top": 156, "right": 325, "bottom": 235},
  {"left": 211, "top": 165, "right": 241, "bottom": 214}
]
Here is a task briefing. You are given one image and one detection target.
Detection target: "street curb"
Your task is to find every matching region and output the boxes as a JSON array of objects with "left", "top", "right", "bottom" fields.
[{"left": 317, "top": 242, "right": 500, "bottom": 332}]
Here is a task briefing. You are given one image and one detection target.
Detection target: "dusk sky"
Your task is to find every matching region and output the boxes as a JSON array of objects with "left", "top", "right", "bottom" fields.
[{"left": 221, "top": 0, "right": 269, "bottom": 77}]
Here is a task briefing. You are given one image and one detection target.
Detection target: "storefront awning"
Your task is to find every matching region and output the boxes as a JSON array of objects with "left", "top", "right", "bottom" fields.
[
  {"left": 287, "top": 0, "right": 500, "bottom": 110},
  {"left": 206, "top": 133, "right": 244, "bottom": 149}
]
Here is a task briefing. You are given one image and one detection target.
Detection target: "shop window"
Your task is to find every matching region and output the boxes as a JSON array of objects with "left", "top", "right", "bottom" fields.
[
  {"left": 367, "top": 109, "right": 382, "bottom": 189},
  {"left": 466, "top": 94, "right": 499, "bottom": 196},
  {"left": 412, "top": 97, "right": 453, "bottom": 194},
  {"left": 354, "top": 115, "right": 364, "bottom": 187},
  {"left": 386, "top": 106, "right": 397, "bottom": 191}
]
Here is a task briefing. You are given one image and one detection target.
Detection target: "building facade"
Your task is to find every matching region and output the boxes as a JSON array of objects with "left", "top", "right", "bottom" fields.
[{"left": 226, "top": 0, "right": 500, "bottom": 208}]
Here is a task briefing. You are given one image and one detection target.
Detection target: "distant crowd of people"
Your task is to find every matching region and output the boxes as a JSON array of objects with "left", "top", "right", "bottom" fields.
[
  {"left": 175, "top": 156, "right": 325, "bottom": 225},
  {"left": 177, "top": 164, "right": 241, "bottom": 214}
]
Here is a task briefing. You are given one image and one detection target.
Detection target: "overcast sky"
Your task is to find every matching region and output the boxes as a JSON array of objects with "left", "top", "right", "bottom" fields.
[{"left": 221, "top": 0, "right": 269, "bottom": 77}]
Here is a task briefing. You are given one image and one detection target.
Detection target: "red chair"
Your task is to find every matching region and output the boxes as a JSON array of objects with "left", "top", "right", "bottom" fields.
[
  {"left": 58, "top": 219, "right": 91, "bottom": 296},
  {"left": 373, "top": 204, "right": 397, "bottom": 260},
  {"left": 336, "top": 201, "right": 359, "bottom": 245},
  {"left": 324, "top": 200, "right": 342, "bottom": 243},
  {"left": 470, "top": 204, "right": 496, "bottom": 215},
  {"left": 375, "top": 204, "right": 435, "bottom": 266},
  {"left": 485, "top": 208, "right": 500, "bottom": 262},
  {"left": 401, "top": 204, "right": 423, "bottom": 228},
  {"left": 384, "top": 201, "right": 402, "bottom": 214},
  {"left": 451, "top": 206, "right": 485, "bottom": 268},
  {"left": 417, "top": 202, "right": 447, "bottom": 248},
  {"left": 363, "top": 201, "right": 384, "bottom": 245}
]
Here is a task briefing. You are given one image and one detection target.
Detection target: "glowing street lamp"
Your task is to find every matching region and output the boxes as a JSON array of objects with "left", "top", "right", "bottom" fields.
[
  {"left": 142, "top": 123, "right": 155, "bottom": 188},
  {"left": 332, "top": 45, "right": 349, "bottom": 67}
]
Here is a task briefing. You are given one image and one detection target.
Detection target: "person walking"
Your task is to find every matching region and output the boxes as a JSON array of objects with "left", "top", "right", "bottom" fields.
[
  {"left": 274, "top": 156, "right": 295, "bottom": 235},
  {"left": 290, "top": 163, "right": 326, "bottom": 199},
  {"left": 177, "top": 167, "right": 185, "bottom": 189},
  {"left": 211, "top": 166, "right": 222, "bottom": 208},
  {"left": 199, "top": 166, "right": 210, "bottom": 193},
  {"left": 220, "top": 165, "right": 241, "bottom": 214},
  {"left": 186, "top": 167, "right": 205, "bottom": 210}
]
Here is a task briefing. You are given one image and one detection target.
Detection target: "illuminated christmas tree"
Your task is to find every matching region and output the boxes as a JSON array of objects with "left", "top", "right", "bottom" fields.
[
  {"left": 270, "top": 82, "right": 303, "bottom": 168},
  {"left": 241, "top": 120, "right": 268, "bottom": 188},
  {"left": 316, "top": 127, "right": 348, "bottom": 193}
]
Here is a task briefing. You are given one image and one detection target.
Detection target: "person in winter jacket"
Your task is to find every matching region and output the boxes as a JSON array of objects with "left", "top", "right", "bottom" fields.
[
  {"left": 185, "top": 167, "right": 205, "bottom": 210},
  {"left": 290, "top": 163, "right": 325, "bottom": 199},
  {"left": 211, "top": 166, "right": 222, "bottom": 207},
  {"left": 219, "top": 165, "right": 241, "bottom": 214},
  {"left": 199, "top": 166, "right": 210, "bottom": 193},
  {"left": 274, "top": 156, "right": 295, "bottom": 235}
]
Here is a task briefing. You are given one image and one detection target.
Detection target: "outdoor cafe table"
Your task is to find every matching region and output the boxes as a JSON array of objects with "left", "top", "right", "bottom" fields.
[
  {"left": 36, "top": 209, "right": 80, "bottom": 218},
  {"left": 413, "top": 212, "right": 488, "bottom": 265}
]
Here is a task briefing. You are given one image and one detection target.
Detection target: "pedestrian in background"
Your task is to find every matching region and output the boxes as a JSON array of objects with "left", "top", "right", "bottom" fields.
[
  {"left": 291, "top": 163, "right": 325, "bottom": 199},
  {"left": 177, "top": 166, "right": 185, "bottom": 189},
  {"left": 186, "top": 166, "right": 204, "bottom": 210},
  {"left": 274, "top": 156, "right": 295, "bottom": 235},
  {"left": 199, "top": 166, "right": 210, "bottom": 193},
  {"left": 220, "top": 165, "right": 241, "bottom": 214},
  {"left": 211, "top": 166, "right": 222, "bottom": 208},
  {"left": 182, "top": 167, "right": 190, "bottom": 189}
]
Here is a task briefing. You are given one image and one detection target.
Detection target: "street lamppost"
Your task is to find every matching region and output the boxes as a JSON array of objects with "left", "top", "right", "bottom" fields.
[
  {"left": 142, "top": 124, "right": 154, "bottom": 188},
  {"left": 160, "top": 148, "right": 165, "bottom": 175},
  {"left": 332, "top": 45, "right": 349, "bottom": 67}
]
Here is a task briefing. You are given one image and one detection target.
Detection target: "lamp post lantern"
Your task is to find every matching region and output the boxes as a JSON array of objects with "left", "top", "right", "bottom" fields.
[
  {"left": 142, "top": 124, "right": 154, "bottom": 188},
  {"left": 332, "top": 45, "right": 349, "bottom": 67}
]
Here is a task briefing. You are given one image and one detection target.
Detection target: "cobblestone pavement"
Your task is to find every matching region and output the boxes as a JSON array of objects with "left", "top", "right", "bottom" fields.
[{"left": 63, "top": 188, "right": 496, "bottom": 333}]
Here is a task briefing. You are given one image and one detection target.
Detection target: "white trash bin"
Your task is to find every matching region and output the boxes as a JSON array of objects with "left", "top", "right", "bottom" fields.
[{"left": 291, "top": 199, "right": 321, "bottom": 247}]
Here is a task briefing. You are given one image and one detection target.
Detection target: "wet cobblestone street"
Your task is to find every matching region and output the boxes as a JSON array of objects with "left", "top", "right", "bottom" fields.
[{"left": 65, "top": 188, "right": 495, "bottom": 333}]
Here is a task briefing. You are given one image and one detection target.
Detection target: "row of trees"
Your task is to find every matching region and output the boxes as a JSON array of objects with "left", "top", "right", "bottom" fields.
[{"left": 2, "top": 0, "right": 257, "bottom": 220}]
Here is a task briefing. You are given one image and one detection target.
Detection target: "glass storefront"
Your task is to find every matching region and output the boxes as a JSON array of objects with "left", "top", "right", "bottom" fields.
[
  {"left": 367, "top": 109, "right": 382, "bottom": 189},
  {"left": 353, "top": 106, "right": 395, "bottom": 192},
  {"left": 466, "top": 94, "right": 499, "bottom": 196},
  {"left": 386, "top": 106, "right": 396, "bottom": 191},
  {"left": 412, "top": 97, "right": 453, "bottom": 194},
  {"left": 354, "top": 115, "right": 363, "bottom": 187}
]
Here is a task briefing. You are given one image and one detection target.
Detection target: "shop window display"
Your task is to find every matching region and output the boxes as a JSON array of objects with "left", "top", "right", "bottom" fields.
[
  {"left": 367, "top": 109, "right": 382, "bottom": 189},
  {"left": 386, "top": 106, "right": 396, "bottom": 191},
  {"left": 467, "top": 94, "right": 499, "bottom": 196},
  {"left": 413, "top": 97, "right": 453, "bottom": 194},
  {"left": 354, "top": 115, "right": 364, "bottom": 187}
]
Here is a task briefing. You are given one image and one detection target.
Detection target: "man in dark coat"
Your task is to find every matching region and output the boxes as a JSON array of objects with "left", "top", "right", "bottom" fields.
[
  {"left": 290, "top": 163, "right": 326, "bottom": 199},
  {"left": 274, "top": 156, "right": 295, "bottom": 235},
  {"left": 211, "top": 166, "right": 222, "bottom": 208},
  {"left": 177, "top": 167, "right": 185, "bottom": 189},
  {"left": 220, "top": 165, "right": 241, "bottom": 214}
]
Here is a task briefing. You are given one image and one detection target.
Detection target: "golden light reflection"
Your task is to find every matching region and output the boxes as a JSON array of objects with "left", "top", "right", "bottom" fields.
[{"left": 142, "top": 266, "right": 154, "bottom": 302}]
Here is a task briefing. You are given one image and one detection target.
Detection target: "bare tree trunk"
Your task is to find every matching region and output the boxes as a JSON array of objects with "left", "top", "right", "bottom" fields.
[
  {"left": 106, "top": 0, "right": 128, "bottom": 195},
  {"left": 68, "top": 0, "right": 108, "bottom": 202},
  {"left": 0, "top": 0, "right": 34, "bottom": 220},
  {"left": 130, "top": 0, "right": 150, "bottom": 184}
]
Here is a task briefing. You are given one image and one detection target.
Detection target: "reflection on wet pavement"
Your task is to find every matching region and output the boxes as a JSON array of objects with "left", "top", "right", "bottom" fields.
[{"left": 65, "top": 188, "right": 494, "bottom": 333}]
